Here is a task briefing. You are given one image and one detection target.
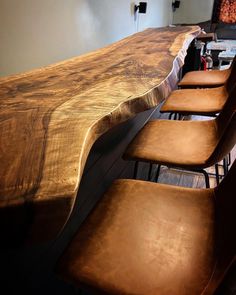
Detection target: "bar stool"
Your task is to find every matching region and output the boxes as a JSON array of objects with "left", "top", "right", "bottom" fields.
[
  {"left": 160, "top": 61, "right": 236, "bottom": 173},
  {"left": 161, "top": 86, "right": 228, "bottom": 120},
  {"left": 160, "top": 58, "right": 236, "bottom": 119},
  {"left": 178, "top": 56, "right": 235, "bottom": 89},
  {"left": 123, "top": 85, "right": 236, "bottom": 188},
  {"left": 56, "top": 160, "right": 236, "bottom": 295}
]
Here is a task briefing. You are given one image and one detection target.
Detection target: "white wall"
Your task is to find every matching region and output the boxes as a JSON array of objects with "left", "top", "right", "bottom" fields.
[
  {"left": 173, "top": 0, "right": 214, "bottom": 24},
  {"left": 0, "top": 0, "right": 173, "bottom": 77}
]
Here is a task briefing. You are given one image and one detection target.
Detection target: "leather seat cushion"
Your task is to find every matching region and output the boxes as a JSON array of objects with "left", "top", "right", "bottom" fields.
[
  {"left": 124, "top": 119, "right": 218, "bottom": 168},
  {"left": 57, "top": 179, "right": 216, "bottom": 295},
  {"left": 160, "top": 86, "right": 228, "bottom": 115},
  {"left": 178, "top": 69, "right": 230, "bottom": 88}
]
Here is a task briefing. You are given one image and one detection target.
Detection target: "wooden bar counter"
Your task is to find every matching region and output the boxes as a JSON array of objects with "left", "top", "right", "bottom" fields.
[{"left": 0, "top": 26, "right": 200, "bottom": 246}]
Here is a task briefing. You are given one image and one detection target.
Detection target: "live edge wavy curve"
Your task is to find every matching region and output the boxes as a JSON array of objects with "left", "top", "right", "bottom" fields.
[{"left": 0, "top": 26, "right": 200, "bottom": 245}]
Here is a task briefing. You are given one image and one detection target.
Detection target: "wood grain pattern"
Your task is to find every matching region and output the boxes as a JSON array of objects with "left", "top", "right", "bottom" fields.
[{"left": 0, "top": 26, "right": 200, "bottom": 244}]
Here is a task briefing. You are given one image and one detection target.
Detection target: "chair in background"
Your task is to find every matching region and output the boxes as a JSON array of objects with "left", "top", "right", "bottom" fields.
[
  {"left": 218, "top": 50, "right": 236, "bottom": 69},
  {"left": 123, "top": 85, "right": 236, "bottom": 187},
  {"left": 56, "top": 159, "right": 236, "bottom": 295}
]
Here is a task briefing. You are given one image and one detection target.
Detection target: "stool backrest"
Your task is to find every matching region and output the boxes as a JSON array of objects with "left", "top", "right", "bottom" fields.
[
  {"left": 214, "top": 159, "right": 236, "bottom": 277},
  {"left": 207, "top": 85, "right": 236, "bottom": 165},
  {"left": 226, "top": 56, "right": 236, "bottom": 92}
]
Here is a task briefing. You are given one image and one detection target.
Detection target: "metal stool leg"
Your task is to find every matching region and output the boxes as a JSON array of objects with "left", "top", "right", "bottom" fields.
[
  {"left": 215, "top": 164, "right": 220, "bottom": 185},
  {"left": 155, "top": 164, "right": 161, "bottom": 182},
  {"left": 148, "top": 163, "right": 153, "bottom": 181},
  {"left": 133, "top": 161, "right": 139, "bottom": 179},
  {"left": 223, "top": 157, "right": 228, "bottom": 176},
  {"left": 178, "top": 114, "right": 183, "bottom": 120},
  {"left": 227, "top": 153, "right": 231, "bottom": 167},
  {"left": 201, "top": 169, "right": 210, "bottom": 188}
]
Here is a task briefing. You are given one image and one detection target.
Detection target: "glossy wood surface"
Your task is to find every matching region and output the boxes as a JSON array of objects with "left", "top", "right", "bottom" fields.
[{"left": 0, "top": 26, "right": 200, "bottom": 244}]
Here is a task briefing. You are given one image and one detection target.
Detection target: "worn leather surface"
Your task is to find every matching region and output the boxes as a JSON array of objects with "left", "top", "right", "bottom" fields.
[
  {"left": 56, "top": 161, "right": 236, "bottom": 294},
  {"left": 125, "top": 85, "right": 236, "bottom": 169},
  {"left": 160, "top": 86, "right": 228, "bottom": 115},
  {"left": 124, "top": 119, "right": 218, "bottom": 168},
  {"left": 178, "top": 68, "right": 231, "bottom": 88},
  {"left": 57, "top": 179, "right": 216, "bottom": 295}
]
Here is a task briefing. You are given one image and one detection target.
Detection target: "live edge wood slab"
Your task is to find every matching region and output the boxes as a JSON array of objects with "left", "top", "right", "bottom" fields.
[{"left": 0, "top": 26, "right": 200, "bottom": 245}]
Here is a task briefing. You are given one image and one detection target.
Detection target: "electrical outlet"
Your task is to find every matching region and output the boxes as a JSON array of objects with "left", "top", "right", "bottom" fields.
[{"left": 134, "top": 2, "right": 147, "bottom": 14}]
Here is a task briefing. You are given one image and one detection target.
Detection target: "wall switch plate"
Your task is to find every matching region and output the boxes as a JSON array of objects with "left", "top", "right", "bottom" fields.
[{"left": 134, "top": 2, "right": 147, "bottom": 14}]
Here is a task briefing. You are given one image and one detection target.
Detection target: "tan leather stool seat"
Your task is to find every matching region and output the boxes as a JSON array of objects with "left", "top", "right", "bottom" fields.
[
  {"left": 57, "top": 179, "right": 216, "bottom": 295},
  {"left": 124, "top": 119, "right": 218, "bottom": 169},
  {"left": 160, "top": 86, "right": 228, "bottom": 115},
  {"left": 124, "top": 86, "right": 236, "bottom": 188},
  {"left": 178, "top": 68, "right": 231, "bottom": 88}
]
